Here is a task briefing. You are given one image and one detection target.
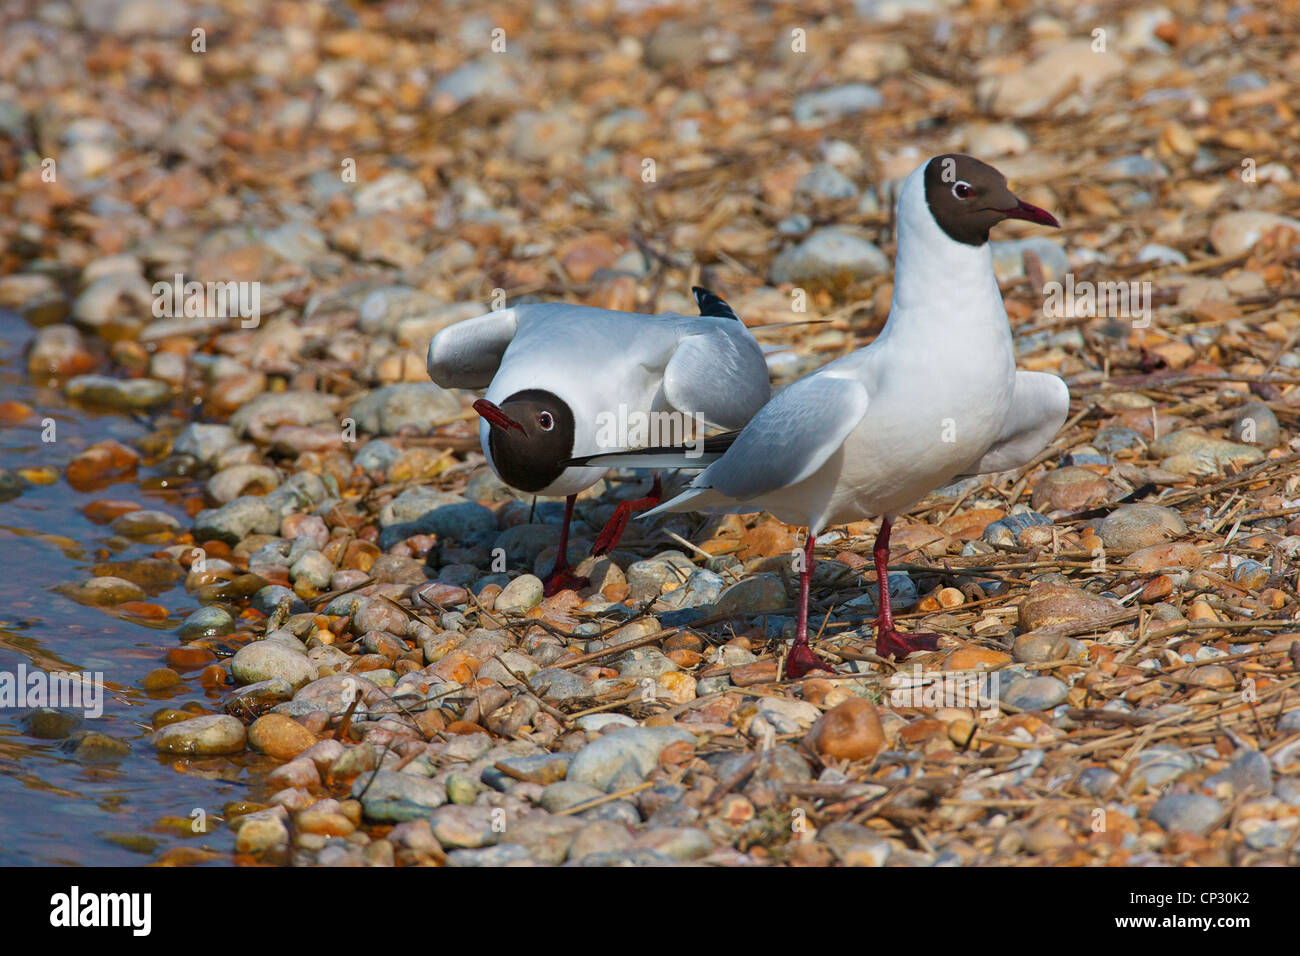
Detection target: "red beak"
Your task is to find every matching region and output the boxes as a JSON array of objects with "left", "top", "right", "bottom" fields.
[
  {"left": 998, "top": 199, "right": 1060, "bottom": 228},
  {"left": 473, "top": 399, "right": 523, "bottom": 431}
]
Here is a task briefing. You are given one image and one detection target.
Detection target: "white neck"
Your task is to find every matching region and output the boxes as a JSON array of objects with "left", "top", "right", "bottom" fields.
[{"left": 880, "top": 163, "right": 1008, "bottom": 348}]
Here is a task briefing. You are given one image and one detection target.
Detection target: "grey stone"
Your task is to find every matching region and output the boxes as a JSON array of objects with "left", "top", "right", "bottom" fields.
[
  {"left": 571, "top": 848, "right": 676, "bottom": 867},
  {"left": 349, "top": 383, "right": 461, "bottom": 435},
  {"left": 173, "top": 423, "right": 238, "bottom": 463},
  {"left": 250, "top": 584, "right": 307, "bottom": 617},
  {"left": 630, "top": 827, "right": 714, "bottom": 861},
  {"left": 770, "top": 228, "right": 889, "bottom": 285},
  {"left": 819, "top": 820, "right": 892, "bottom": 866},
  {"left": 1230, "top": 401, "right": 1281, "bottom": 450},
  {"left": 530, "top": 668, "right": 594, "bottom": 702},
  {"left": 446, "top": 844, "right": 535, "bottom": 867},
  {"left": 193, "top": 496, "right": 280, "bottom": 544},
  {"left": 793, "top": 84, "right": 883, "bottom": 126},
  {"left": 1077, "top": 766, "right": 1121, "bottom": 798},
  {"left": 539, "top": 781, "right": 606, "bottom": 813},
  {"left": 353, "top": 770, "right": 447, "bottom": 822},
  {"left": 231, "top": 640, "right": 318, "bottom": 688},
  {"left": 567, "top": 726, "right": 696, "bottom": 792},
  {"left": 714, "top": 574, "right": 787, "bottom": 616},
  {"left": 1149, "top": 793, "right": 1223, "bottom": 835},
  {"left": 795, "top": 163, "right": 858, "bottom": 202},
  {"left": 151, "top": 715, "right": 246, "bottom": 755},
  {"left": 1206, "top": 749, "right": 1273, "bottom": 797},
  {"left": 177, "top": 605, "right": 235, "bottom": 639},
  {"left": 499, "top": 813, "right": 583, "bottom": 864},
  {"left": 353, "top": 439, "right": 403, "bottom": 472},
  {"left": 990, "top": 237, "right": 1070, "bottom": 283},
  {"left": 495, "top": 574, "right": 545, "bottom": 613},
  {"left": 428, "top": 805, "right": 499, "bottom": 849},
  {"left": 1133, "top": 746, "right": 1198, "bottom": 788},
  {"left": 655, "top": 568, "right": 725, "bottom": 610},
  {"left": 1002, "top": 676, "right": 1068, "bottom": 713}
]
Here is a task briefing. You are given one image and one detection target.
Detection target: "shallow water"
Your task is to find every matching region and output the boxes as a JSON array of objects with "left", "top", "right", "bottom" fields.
[{"left": 0, "top": 308, "right": 254, "bottom": 865}]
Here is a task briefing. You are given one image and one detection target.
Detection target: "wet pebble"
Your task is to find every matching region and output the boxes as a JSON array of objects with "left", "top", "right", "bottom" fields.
[
  {"left": 65, "top": 375, "right": 172, "bottom": 410},
  {"left": 151, "top": 714, "right": 246, "bottom": 755},
  {"left": 248, "top": 714, "right": 317, "bottom": 761},
  {"left": 231, "top": 640, "right": 318, "bottom": 688},
  {"left": 353, "top": 770, "right": 447, "bottom": 822},
  {"left": 194, "top": 496, "right": 280, "bottom": 544},
  {"left": 21, "top": 708, "right": 82, "bottom": 739},
  {"left": 78, "top": 576, "right": 147, "bottom": 606}
]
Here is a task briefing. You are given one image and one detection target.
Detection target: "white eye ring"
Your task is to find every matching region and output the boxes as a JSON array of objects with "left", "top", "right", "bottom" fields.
[
  {"left": 537, "top": 412, "right": 554, "bottom": 431},
  {"left": 951, "top": 180, "right": 974, "bottom": 199}
]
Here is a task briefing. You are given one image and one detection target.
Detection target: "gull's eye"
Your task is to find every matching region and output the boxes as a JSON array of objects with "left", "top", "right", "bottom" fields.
[
  {"left": 537, "top": 412, "right": 554, "bottom": 431},
  {"left": 952, "top": 180, "right": 974, "bottom": 200}
]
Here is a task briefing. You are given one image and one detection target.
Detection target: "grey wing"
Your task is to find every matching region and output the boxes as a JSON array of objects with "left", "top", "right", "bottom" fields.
[
  {"left": 425, "top": 308, "right": 520, "bottom": 389},
  {"left": 963, "top": 371, "right": 1070, "bottom": 475},
  {"left": 703, "top": 374, "right": 870, "bottom": 500},
  {"left": 661, "top": 328, "right": 772, "bottom": 429}
]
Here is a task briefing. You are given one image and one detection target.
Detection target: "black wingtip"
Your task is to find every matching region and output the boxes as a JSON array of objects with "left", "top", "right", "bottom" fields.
[{"left": 692, "top": 286, "right": 740, "bottom": 321}]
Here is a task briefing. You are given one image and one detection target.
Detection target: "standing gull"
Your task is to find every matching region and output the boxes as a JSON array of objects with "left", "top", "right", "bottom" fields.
[
  {"left": 568, "top": 155, "right": 1069, "bottom": 676},
  {"left": 427, "top": 288, "right": 771, "bottom": 594}
]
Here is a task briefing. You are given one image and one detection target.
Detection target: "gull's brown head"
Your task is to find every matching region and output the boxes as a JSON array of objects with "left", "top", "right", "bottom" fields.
[
  {"left": 923, "top": 154, "right": 1059, "bottom": 246},
  {"left": 474, "top": 389, "right": 574, "bottom": 493}
]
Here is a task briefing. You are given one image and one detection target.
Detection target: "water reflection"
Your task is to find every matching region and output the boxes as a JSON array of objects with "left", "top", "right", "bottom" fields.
[{"left": 0, "top": 309, "right": 243, "bottom": 865}]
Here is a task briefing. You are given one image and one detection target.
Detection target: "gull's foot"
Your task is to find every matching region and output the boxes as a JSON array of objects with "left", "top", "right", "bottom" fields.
[
  {"left": 785, "top": 641, "right": 836, "bottom": 679},
  {"left": 590, "top": 505, "right": 631, "bottom": 556},
  {"left": 875, "top": 628, "right": 941, "bottom": 660},
  {"left": 542, "top": 568, "right": 589, "bottom": 597}
]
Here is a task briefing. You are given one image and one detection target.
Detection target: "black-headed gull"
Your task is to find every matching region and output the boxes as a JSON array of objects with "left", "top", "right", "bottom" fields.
[
  {"left": 568, "top": 155, "right": 1069, "bottom": 675},
  {"left": 426, "top": 288, "right": 771, "bottom": 594}
]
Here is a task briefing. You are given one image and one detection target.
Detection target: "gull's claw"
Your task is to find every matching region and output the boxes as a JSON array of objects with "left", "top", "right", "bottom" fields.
[
  {"left": 875, "top": 628, "right": 940, "bottom": 660},
  {"left": 785, "top": 641, "right": 836, "bottom": 679},
  {"left": 541, "top": 568, "right": 589, "bottom": 596}
]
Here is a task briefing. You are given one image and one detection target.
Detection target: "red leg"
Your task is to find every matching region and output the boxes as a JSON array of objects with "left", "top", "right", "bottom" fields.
[
  {"left": 872, "top": 517, "right": 940, "bottom": 659},
  {"left": 591, "top": 475, "right": 662, "bottom": 556},
  {"left": 785, "top": 532, "right": 834, "bottom": 678},
  {"left": 542, "top": 494, "right": 589, "bottom": 596}
]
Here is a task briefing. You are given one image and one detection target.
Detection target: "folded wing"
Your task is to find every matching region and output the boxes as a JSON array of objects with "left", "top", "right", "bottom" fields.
[
  {"left": 704, "top": 374, "right": 870, "bottom": 500},
  {"left": 962, "top": 371, "right": 1069, "bottom": 476},
  {"left": 426, "top": 308, "right": 521, "bottom": 389},
  {"left": 662, "top": 329, "right": 771, "bottom": 430}
]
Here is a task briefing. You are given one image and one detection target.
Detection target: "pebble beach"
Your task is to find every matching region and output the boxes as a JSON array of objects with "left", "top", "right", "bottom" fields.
[{"left": 1, "top": 0, "right": 1300, "bottom": 869}]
